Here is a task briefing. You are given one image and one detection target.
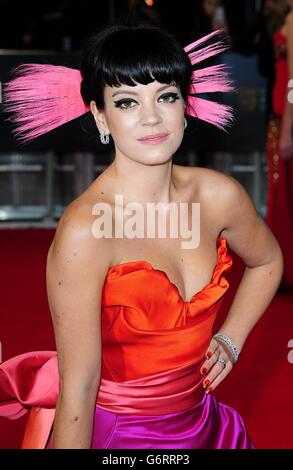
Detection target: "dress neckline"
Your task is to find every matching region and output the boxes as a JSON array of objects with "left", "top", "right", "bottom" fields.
[{"left": 107, "top": 236, "right": 231, "bottom": 304}]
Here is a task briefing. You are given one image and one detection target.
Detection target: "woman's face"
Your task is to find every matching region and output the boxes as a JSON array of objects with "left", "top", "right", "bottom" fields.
[{"left": 91, "top": 80, "right": 186, "bottom": 165}]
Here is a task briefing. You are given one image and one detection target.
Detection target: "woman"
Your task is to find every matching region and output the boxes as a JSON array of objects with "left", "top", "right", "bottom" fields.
[
  {"left": 0, "top": 24, "right": 283, "bottom": 449},
  {"left": 266, "top": 0, "right": 293, "bottom": 288}
]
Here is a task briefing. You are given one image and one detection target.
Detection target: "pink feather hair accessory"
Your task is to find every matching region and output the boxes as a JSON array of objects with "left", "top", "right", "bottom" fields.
[
  {"left": 3, "top": 29, "right": 234, "bottom": 145},
  {"left": 183, "top": 29, "right": 234, "bottom": 129},
  {"left": 3, "top": 64, "right": 90, "bottom": 144}
]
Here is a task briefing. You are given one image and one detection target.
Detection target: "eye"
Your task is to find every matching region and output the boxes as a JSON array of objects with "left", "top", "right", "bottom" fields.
[
  {"left": 158, "top": 93, "right": 180, "bottom": 103},
  {"left": 114, "top": 99, "right": 137, "bottom": 110}
]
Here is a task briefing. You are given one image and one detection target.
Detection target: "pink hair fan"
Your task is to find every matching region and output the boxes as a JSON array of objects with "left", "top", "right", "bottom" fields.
[
  {"left": 184, "top": 29, "right": 234, "bottom": 129},
  {"left": 3, "top": 29, "right": 234, "bottom": 145}
]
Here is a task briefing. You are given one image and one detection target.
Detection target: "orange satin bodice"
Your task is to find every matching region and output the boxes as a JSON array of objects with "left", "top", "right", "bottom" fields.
[{"left": 100, "top": 236, "right": 233, "bottom": 382}]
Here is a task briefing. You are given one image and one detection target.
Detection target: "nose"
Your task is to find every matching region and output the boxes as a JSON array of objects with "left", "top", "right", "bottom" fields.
[{"left": 140, "top": 102, "right": 162, "bottom": 127}]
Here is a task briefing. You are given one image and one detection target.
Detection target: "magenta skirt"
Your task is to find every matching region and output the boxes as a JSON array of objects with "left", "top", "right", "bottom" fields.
[{"left": 46, "top": 391, "right": 255, "bottom": 449}]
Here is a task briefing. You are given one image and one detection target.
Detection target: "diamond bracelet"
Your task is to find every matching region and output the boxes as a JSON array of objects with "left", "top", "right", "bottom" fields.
[{"left": 212, "top": 333, "right": 239, "bottom": 364}]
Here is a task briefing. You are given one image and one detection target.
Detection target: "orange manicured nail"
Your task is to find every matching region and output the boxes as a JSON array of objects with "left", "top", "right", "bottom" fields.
[
  {"left": 201, "top": 367, "right": 207, "bottom": 375},
  {"left": 206, "top": 386, "right": 213, "bottom": 394},
  {"left": 206, "top": 351, "right": 212, "bottom": 359},
  {"left": 203, "top": 379, "right": 210, "bottom": 389}
]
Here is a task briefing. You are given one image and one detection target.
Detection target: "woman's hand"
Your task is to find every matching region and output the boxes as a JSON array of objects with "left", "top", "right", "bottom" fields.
[{"left": 200, "top": 337, "right": 234, "bottom": 394}]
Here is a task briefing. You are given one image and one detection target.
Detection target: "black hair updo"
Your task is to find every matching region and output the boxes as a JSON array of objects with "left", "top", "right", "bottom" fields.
[{"left": 80, "top": 24, "right": 192, "bottom": 110}]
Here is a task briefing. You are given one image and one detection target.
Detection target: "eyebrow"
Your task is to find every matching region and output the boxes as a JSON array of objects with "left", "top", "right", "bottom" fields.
[{"left": 111, "top": 84, "right": 178, "bottom": 98}]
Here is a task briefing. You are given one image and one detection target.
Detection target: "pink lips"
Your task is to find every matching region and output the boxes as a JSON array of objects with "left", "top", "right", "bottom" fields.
[{"left": 137, "top": 133, "right": 169, "bottom": 144}]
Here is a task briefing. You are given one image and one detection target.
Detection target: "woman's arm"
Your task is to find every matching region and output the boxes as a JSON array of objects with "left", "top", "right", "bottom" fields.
[
  {"left": 217, "top": 176, "right": 283, "bottom": 352},
  {"left": 46, "top": 200, "right": 111, "bottom": 448},
  {"left": 200, "top": 173, "right": 283, "bottom": 391},
  {"left": 280, "top": 12, "right": 293, "bottom": 159}
]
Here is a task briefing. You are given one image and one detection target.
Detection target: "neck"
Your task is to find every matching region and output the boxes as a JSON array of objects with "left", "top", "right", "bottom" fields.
[{"left": 107, "top": 154, "right": 178, "bottom": 206}]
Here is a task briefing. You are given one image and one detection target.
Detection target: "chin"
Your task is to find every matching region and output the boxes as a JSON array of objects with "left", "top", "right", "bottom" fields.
[{"left": 128, "top": 151, "right": 173, "bottom": 166}]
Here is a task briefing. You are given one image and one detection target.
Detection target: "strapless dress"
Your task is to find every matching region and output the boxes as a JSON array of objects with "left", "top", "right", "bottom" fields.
[{"left": 0, "top": 237, "right": 255, "bottom": 448}]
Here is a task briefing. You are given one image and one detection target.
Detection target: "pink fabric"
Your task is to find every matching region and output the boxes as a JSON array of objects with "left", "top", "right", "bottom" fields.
[
  {"left": 0, "top": 351, "right": 58, "bottom": 448},
  {"left": 96, "top": 361, "right": 205, "bottom": 415},
  {"left": 46, "top": 394, "right": 256, "bottom": 449},
  {"left": 1, "top": 350, "right": 256, "bottom": 449},
  {"left": 0, "top": 351, "right": 58, "bottom": 420}
]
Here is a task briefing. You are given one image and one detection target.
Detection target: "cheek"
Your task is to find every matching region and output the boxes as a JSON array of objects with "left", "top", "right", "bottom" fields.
[
  {"left": 167, "top": 102, "right": 185, "bottom": 124},
  {"left": 108, "top": 111, "right": 137, "bottom": 136},
  {"left": 166, "top": 112, "right": 184, "bottom": 134}
]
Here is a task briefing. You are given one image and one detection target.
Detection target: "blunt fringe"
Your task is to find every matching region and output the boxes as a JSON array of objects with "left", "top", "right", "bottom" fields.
[{"left": 80, "top": 24, "right": 192, "bottom": 109}]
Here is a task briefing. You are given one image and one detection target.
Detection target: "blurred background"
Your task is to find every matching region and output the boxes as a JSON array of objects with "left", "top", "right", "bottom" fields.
[
  {"left": 0, "top": 0, "right": 269, "bottom": 224},
  {"left": 1, "top": 0, "right": 293, "bottom": 450}
]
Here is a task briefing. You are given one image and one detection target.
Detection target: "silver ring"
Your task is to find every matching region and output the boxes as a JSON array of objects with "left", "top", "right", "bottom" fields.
[{"left": 217, "top": 358, "right": 226, "bottom": 368}]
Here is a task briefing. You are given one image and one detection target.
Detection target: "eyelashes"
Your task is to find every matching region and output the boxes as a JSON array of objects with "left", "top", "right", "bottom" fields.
[{"left": 113, "top": 93, "right": 180, "bottom": 110}]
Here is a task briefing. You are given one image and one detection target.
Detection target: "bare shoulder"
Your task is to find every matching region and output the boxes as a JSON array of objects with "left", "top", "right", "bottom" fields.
[
  {"left": 173, "top": 164, "right": 236, "bottom": 220},
  {"left": 195, "top": 166, "right": 249, "bottom": 201},
  {"left": 47, "top": 192, "right": 113, "bottom": 279},
  {"left": 188, "top": 165, "right": 243, "bottom": 226},
  {"left": 196, "top": 167, "right": 258, "bottom": 222},
  {"left": 184, "top": 165, "right": 281, "bottom": 266},
  {"left": 179, "top": 167, "right": 243, "bottom": 202}
]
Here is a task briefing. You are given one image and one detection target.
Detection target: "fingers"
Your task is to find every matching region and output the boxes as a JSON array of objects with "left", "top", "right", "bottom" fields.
[
  {"left": 200, "top": 342, "right": 233, "bottom": 393},
  {"left": 202, "top": 359, "right": 233, "bottom": 394},
  {"left": 200, "top": 338, "right": 219, "bottom": 375}
]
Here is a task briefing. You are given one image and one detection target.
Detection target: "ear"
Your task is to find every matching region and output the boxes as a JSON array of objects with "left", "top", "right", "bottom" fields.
[{"left": 90, "top": 101, "right": 109, "bottom": 133}]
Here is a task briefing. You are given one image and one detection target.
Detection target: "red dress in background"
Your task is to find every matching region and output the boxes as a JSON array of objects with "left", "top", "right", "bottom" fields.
[{"left": 266, "top": 29, "right": 293, "bottom": 288}]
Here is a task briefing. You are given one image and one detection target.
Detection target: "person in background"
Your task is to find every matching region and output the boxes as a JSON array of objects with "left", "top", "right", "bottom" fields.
[
  {"left": 265, "top": 0, "right": 293, "bottom": 290},
  {"left": 241, "top": 0, "right": 287, "bottom": 120}
]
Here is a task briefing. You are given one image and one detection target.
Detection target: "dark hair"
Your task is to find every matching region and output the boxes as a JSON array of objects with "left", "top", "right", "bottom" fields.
[{"left": 80, "top": 24, "right": 192, "bottom": 110}]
